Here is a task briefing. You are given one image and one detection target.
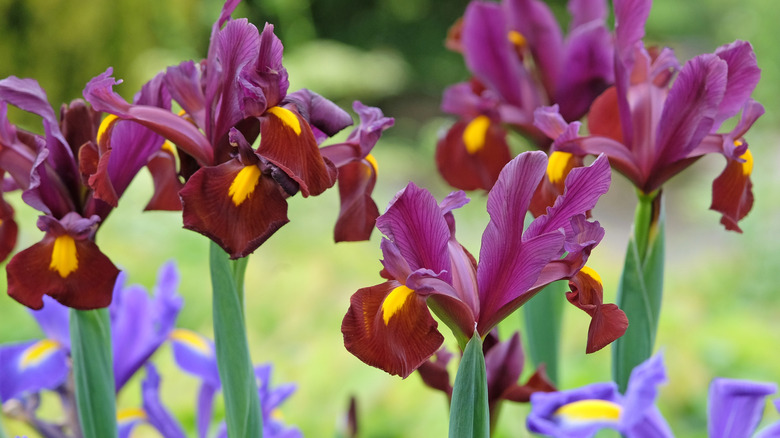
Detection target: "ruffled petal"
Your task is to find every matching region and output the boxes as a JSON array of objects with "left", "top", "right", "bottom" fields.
[
  {"left": 435, "top": 118, "right": 512, "bottom": 191},
  {"left": 257, "top": 105, "right": 336, "bottom": 197},
  {"left": 7, "top": 227, "right": 119, "bottom": 310},
  {"left": 180, "top": 160, "right": 289, "bottom": 259},
  {"left": 712, "top": 41, "right": 761, "bottom": 130},
  {"left": 342, "top": 281, "right": 444, "bottom": 378},
  {"left": 566, "top": 268, "right": 628, "bottom": 353},
  {"left": 710, "top": 152, "right": 753, "bottom": 232},
  {"left": 0, "top": 339, "right": 69, "bottom": 401}
]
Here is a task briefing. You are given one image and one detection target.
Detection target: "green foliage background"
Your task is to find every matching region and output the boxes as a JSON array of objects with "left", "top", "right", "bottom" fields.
[{"left": 1, "top": 0, "right": 779, "bottom": 436}]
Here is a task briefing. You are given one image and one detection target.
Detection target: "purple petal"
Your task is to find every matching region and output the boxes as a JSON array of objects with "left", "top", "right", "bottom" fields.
[
  {"left": 709, "top": 378, "right": 777, "bottom": 438},
  {"left": 621, "top": 354, "right": 668, "bottom": 428},
  {"left": 170, "top": 329, "right": 221, "bottom": 388},
  {"left": 285, "top": 89, "right": 354, "bottom": 139},
  {"left": 527, "top": 381, "right": 621, "bottom": 436},
  {"left": 0, "top": 340, "right": 69, "bottom": 402},
  {"left": 654, "top": 54, "right": 728, "bottom": 168},
  {"left": 712, "top": 41, "right": 761, "bottom": 130},
  {"left": 197, "top": 383, "right": 219, "bottom": 438},
  {"left": 29, "top": 295, "right": 71, "bottom": 349},
  {"left": 239, "top": 23, "right": 289, "bottom": 118},
  {"left": 567, "top": 0, "right": 608, "bottom": 29},
  {"left": 525, "top": 154, "right": 611, "bottom": 239},
  {"left": 165, "top": 61, "right": 208, "bottom": 130},
  {"left": 376, "top": 182, "right": 452, "bottom": 283},
  {"left": 441, "top": 82, "right": 496, "bottom": 119},
  {"left": 142, "top": 364, "right": 187, "bottom": 438},
  {"left": 484, "top": 332, "right": 524, "bottom": 404}
]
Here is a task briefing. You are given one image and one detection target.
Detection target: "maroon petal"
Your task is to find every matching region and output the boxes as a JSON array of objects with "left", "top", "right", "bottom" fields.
[
  {"left": 501, "top": 365, "right": 557, "bottom": 402},
  {"left": 485, "top": 332, "right": 524, "bottom": 406},
  {"left": 258, "top": 106, "right": 336, "bottom": 197},
  {"left": 436, "top": 118, "right": 512, "bottom": 191},
  {"left": 566, "top": 267, "right": 628, "bottom": 353},
  {"left": 334, "top": 159, "right": 379, "bottom": 242},
  {"left": 342, "top": 281, "right": 444, "bottom": 378},
  {"left": 7, "top": 232, "right": 119, "bottom": 310},
  {"left": 0, "top": 190, "right": 18, "bottom": 263},
  {"left": 416, "top": 347, "right": 454, "bottom": 398},
  {"left": 710, "top": 150, "right": 753, "bottom": 232},
  {"left": 144, "top": 147, "right": 184, "bottom": 211},
  {"left": 180, "top": 160, "right": 289, "bottom": 259}
]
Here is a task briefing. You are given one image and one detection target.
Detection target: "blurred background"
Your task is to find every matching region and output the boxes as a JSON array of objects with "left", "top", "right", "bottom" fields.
[{"left": 1, "top": 0, "right": 778, "bottom": 436}]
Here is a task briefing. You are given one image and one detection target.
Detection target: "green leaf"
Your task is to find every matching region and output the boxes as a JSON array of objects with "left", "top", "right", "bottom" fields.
[
  {"left": 449, "top": 332, "right": 490, "bottom": 438},
  {"left": 210, "top": 241, "right": 263, "bottom": 438},
  {"left": 611, "top": 192, "right": 665, "bottom": 392},
  {"left": 70, "top": 308, "right": 117, "bottom": 438},
  {"left": 522, "top": 280, "right": 566, "bottom": 385}
]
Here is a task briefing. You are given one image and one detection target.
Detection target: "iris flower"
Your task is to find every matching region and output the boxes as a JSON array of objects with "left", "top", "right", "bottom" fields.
[
  {"left": 0, "top": 262, "right": 182, "bottom": 430},
  {"left": 342, "top": 151, "right": 627, "bottom": 378},
  {"left": 84, "top": 0, "right": 390, "bottom": 258},
  {"left": 534, "top": 0, "right": 762, "bottom": 231},
  {"left": 708, "top": 378, "right": 780, "bottom": 438},
  {"left": 0, "top": 75, "right": 178, "bottom": 310},
  {"left": 527, "top": 354, "right": 672, "bottom": 437},
  {"left": 437, "top": 0, "right": 614, "bottom": 192}
]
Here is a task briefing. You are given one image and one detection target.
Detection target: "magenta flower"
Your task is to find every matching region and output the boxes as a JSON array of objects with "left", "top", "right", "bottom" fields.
[
  {"left": 534, "top": 0, "right": 762, "bottom": 231},
  {"left": 437, "top": 0, "right": 614, "bottom": 192},
  {"left": 342, "top": 151, "right": 626, "bottom": 377}
]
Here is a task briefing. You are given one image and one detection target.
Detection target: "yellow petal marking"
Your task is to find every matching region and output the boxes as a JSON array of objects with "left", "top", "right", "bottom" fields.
[
  {"left": 381, "top": 285, "right": 415, "bottom": 325},
  {"left": 508, "top": 30, "right": 527, "bottom": 49},
  {"left": 554, "top": 399, "right": 622, "bottom": 423},
  {"left": 170, "top": 328, "right": 212, "bottom": 355},
  {"left": 365, "top": 153, "right": 379, "bottom": 176},
  {"left": 579, "top": 266, "right": 603, "bottom": 285},
  {"left": 96, "top": 114, "right": 119, "bottom": 145},
  {"left": 268, "top": 106, "right": 302, "bottom": 135},
  {"left": 228, "top": 165, "right": 263, "bottom": 206},
  {"left": 736, "top": 140, "right": 753, "bottom": 176},
  {"left": 19, "top": 339, "right": 61, "bottom": 369},
  {"left": 546, "top": 151, "right": 573, "bottom": 184},
  {"left": 49, "top": 235, "right": 78, "bottom": 278},
  {"left": 117, "top": 408, "right": 147, "bottom": 423},
  {"left": 161, "top": 140, "right": 176, "bottom": 154},
  {"left": 462, "top": 115, "right": 491, "bottom": 154}
]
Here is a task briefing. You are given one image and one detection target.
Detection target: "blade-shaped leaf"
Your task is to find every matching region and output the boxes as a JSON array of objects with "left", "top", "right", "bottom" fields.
[
  {"left": 611, "top": 193, "right": 665, "bottom": 392},
  {"left": 449, "top": 332, "right": 490, "bottom": 438},
  {"left": 70, "top": 308, "right": 117, "bottom": 438},
  {"left": 210, "top": 241, "right": 263, "bottom": 437},
  {"left": 522, "top": 280, "right": 566, "bottom": 385}
]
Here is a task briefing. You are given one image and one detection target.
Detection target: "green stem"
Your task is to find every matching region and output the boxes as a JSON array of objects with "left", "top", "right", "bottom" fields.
[
  {"left": 611, "top": 190, "right": 665, "bottom": 392},
  {"left": 521, "top": 280, "right": 566, "bottom": 385},
  {"left": 449, "top": 332, "right": 489, "bottom": 438},
  {"left": 209, "top": 241, "right": 262, "bottom": 438},
  {"left": 70, "top": 308, "right": 117, "bottom": 438}
]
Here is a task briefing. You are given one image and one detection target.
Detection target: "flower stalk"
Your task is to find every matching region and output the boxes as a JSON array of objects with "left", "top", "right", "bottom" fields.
[
  {"left": 522, "top": 280, "right": 566, "bottom": 385},
  {"left": 209, "top": 241, "right": 263, "bottom": 438}
]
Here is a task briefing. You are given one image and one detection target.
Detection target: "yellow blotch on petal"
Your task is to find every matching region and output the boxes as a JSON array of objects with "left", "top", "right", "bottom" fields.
[
  {"left": 19, "top": 339, "right": 61, "bottom": 369},
  {"left": 96, "top": 114, "right": 119, "bottom": 145},
  {"left": 228, "top": 165, "right": 263, "bottom": 207},
  {"left": 268, "top": 106, "right": 302, "bottom": 135},
  {"left": 738, "top": 146, "right": 753, "bottom": 176},
  {"left": 365, "top": 153, "right": 379, "bottom": 176},
  {"left": 381, "top": 285, "right": 415, "bottom": 325},
  {"left": 49, "top": 235, "right": 78, "bottom": 278},
  {"left": 508, "top": 30, "right": 527, "bottom": 49},
  {"left": 579, "top": 266, "right": 603, "bottom": 285},
  {"left": 117, "top": 408, "right": 147, "bottom": 423},
  {"left": 161, "top": 140, "right": 176, "bottom": 155},
  {"left": 462, "top": 115, "right": 491, "bottom": 154},
  {"left": 546, "top": 151, "right": 573, "bottom": 184},
  {"left": 170, "top": 329, "right": 212, "bottom": 355},
  {"left": 554, "top": 399, "right": 622, "bottom": 423}
]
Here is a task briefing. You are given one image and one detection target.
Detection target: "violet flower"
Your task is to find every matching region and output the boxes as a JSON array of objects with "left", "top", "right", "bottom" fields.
[
  {"left": 437, "top": 0, "right": 614, "bottom": 192},
  {"left": 534, "top": 0, "right": 762, "bottom": 232},
  {"left": 709, "top": 378, "right": 780, "bottom": 438},
  {"left": 0, "top": 262, "right": 182, "bottom": 405},
  {"left": 342, "top": 151, "right": 627, "bottom": 378},
  {"left": 0, "top": 75, "right": 178, "bottom": 310},
  {"left": 84, "top": 0, "right": 390, "bottom": 258},
  {"left": 527, "top": 354, "right": 672, "bottom": 437}
]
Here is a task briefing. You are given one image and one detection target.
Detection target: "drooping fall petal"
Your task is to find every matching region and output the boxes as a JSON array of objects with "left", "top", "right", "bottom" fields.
[
  {"left": 180, "top": 159, "right": 289, "bottom": 259},
  {"left": 342, "top": 281, "right": 444, "bottom": 378},
  {"left": 710, "top": 151, "right": 753, "bottom": 232},
  {"left": 566, "top": 267, "right": 628, "bottom": 353},
  {"left": 333, "top": 159, "right": 379, "bottom": 242}
]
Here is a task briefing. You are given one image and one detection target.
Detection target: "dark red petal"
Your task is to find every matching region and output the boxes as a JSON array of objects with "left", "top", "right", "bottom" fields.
[
  {"left": 566, "top": 268, "right": 628, "bottom": 353},
  {"left": 88, "top": 148, "right": 119, "bottom": 207},
  {"left": 342, "top": 282, "right": 444, "bottom": 378},
  {"left": 180, "top": 160, "right": 289, "bottom": 259},
  {"left": 0, "top": 195, "right": 18, "bottom": 263},
  {"left": 529, "top": 153, "right": 584, "bottom": 218},
  {"left": 587, "top": 86, "right": 623, "bottom": 143},
  {"left": 7, "top": 235, "right": 119, "bottom": 310},
  {"left": 501, "top": 365, "right": 557, "bottom": 403},
  {"left": 416, "top": 347, "right": 454, "bottom": 398},
  {"left": 334, "top": 160, "right": 378, "bottom": 242},
  {"left": 435, "top": 119, "right": 512, "bottom": 191},
  {"left": 144, "top": 148, "right": 184, "bottom": 211},
  {"left": 485, "top": 332, "right": 524, "bottom": 405},
  {"left": 258, "top": 106, "right": 336, "bottom": 197},
  {"left": 710, "top": 155, "right": 753, "bottom": 233}
]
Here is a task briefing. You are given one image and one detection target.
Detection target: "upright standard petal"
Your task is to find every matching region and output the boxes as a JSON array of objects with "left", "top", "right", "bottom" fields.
[
  {"left": 140, "top": 364, "right": 187, "bottom": 438},
  {"left": 708, "top": 378, "right": 777, "bottom": 438},
  {"left": 342, "top": 281, "right": 444, "bottom": 378}
]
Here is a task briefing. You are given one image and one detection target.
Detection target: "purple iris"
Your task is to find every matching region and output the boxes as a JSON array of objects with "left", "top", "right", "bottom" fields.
[
  {"left": 708, "top": 378, "right": 780, "bottom": 438},
  {"left": 527, "top": 354, "right": 673, "bottom": 437},
  {"left": 0, "top": 262, "right": 182, "bottom": 413},
  {"left": 436, "top": 0, "right": 614, "bottom": 191},
  {"left": 342, "top": 151, "right": 627, "bottom": 378},
  {"left": 534, "top": 0, "right": 762, "bottom": 232}
]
